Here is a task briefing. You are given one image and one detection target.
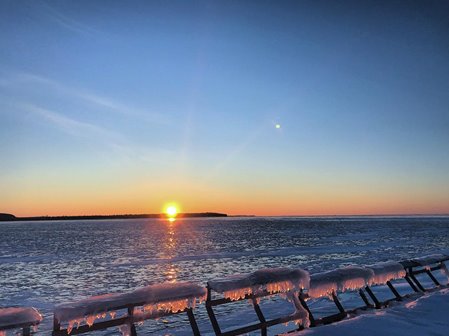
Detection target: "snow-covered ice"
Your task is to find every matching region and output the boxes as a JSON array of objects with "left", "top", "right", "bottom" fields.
[
  {"left": 1, "top": 216, "right": 449, "bottom": 335},
  {"left": 288, "top": 288, "right": 449, "bottom": 336}
]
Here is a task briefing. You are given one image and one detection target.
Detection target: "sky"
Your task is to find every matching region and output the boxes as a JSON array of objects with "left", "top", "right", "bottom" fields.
[{"left": 1, "top": 0, "right": 448, "bottom": 217}]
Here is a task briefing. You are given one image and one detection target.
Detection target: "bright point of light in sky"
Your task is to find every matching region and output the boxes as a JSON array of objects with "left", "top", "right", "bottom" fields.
[{"left": 275, "top": 124, "right": 281, "bottom": 129}]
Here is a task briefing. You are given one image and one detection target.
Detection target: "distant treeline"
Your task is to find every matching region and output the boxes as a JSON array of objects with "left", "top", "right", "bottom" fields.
[{"left": 0, "top": 212, "right": 227, "bottom": 222}]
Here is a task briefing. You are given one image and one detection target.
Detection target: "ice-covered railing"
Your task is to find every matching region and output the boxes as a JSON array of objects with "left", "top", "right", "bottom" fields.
[
  {"left": 0, "top": 307, "right": 42, "bottom": 335},
  {"left": 410, "top": 254, "right": 449, "bottom": 282},
  {"left": 206, "top": 267, "right": 311, "bottom": 331},
  {"left": 207, "top": 267, "right": 310, "bottom": 301},
  {"left": 308, "top": 266, "right": 374, "bottom": 298},
  {"left": 365, "top": 261, "right": 406, "bottom": 285},
  {"left": 411, "top": 254, "right": 449, "bottom": 267},
  {"left": 54, "top": 282, "right": 206, "bottom": 334}
]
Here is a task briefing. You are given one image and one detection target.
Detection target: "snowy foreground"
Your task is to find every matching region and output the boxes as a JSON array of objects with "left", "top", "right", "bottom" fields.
[{"left": 294, "top": 288, "right": 449, "bottom": 336}]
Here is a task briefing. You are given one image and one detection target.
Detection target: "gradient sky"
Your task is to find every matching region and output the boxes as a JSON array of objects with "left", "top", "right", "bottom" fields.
[{"left": 1, "top": 0, "right": 448, "bottom": 216}]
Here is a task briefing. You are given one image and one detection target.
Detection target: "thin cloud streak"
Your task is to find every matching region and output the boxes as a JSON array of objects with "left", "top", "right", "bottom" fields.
[
  {"left": 18, "top": 103, "right": 175, "bottom": 165},
  {"left": 20, "top": 103, "right": 123, "bottom": 141},
  {"left": 1, "top": 72, "right": 171, "bottom": 125},
  {"left": 38, "top": 1, "right": 102, "bottom": 37}
]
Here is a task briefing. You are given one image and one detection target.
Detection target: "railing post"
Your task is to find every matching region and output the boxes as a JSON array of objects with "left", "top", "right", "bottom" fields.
[
  {"left": 251, "top": 296, "right": 267, "bottom": 336},
  {"left": 52, "top": 315, "right": 61, "bottom": 336},
  {"left": 409, "top": 273, "right": 426, "bottom": 292},
  {"left": 364, "top": 286, "right": 381, "bottom": 309},
  {"left": 358, "top": 289, "right": 373, "bottom": 307},
  {"left": 405, "top": 275, "right": 420, "bottom": 292},
  {"left": 386, "top": 281, "right": 402, "bottom": 300},
  {"left": 425, "top": 269, "right": 440, "bottom": 286},
  {"left": 331, "top": 291, "right": 345, "bottom": 314},
  {"left": 127, "top": 307, "right": 137, "bottom": 336},
  {"left": 23, "top": 327, "right": 31, "bottom": 336},
  {"left": 298, "top": 295, "right": 315, "bottom": 327},
  {"left": 206, "top": 286, "right": 222, "bottom": 336},
  {"left": 186, "top": 308, "right": 201, "bottom": 336}
]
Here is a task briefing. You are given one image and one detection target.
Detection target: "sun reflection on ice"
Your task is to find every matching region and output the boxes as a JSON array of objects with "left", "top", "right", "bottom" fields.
[{"left": 162, "top": 221, "right": 178, "bottom": 283}]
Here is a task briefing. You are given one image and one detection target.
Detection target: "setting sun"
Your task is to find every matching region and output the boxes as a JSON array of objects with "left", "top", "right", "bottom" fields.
[{"left": 165, "top": 205, "right": 178, "bottom": 218}]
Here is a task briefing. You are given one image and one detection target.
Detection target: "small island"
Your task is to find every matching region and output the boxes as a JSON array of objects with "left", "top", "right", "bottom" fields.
[{"left": 0, "top": 212, "right": 227, "bottom": 222}]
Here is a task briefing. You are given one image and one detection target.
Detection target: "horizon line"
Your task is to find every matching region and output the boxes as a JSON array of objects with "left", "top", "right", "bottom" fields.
[{"left": 2, "top": 211, "right": 449, "bottom": 220}]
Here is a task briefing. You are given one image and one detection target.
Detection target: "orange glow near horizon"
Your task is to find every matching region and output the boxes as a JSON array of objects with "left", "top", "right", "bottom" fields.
[{"left": 2, "top": 182, "right": 449, "bottom": 217}]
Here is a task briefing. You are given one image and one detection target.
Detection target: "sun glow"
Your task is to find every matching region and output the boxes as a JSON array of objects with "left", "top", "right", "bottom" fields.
[
  {"left": 166, "top": 206, "right": 177, "bottom": 217},
  {"left": 164, "top": 203, "right": 179, "bottom": 220}
]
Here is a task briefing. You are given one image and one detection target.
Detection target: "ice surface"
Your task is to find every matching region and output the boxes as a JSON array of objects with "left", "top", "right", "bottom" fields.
[
  {"left": 208, "top": 267, "right": 310, "bottom": 300},
  {"left": 365, "top": 261, "right": 406, "bottom": 285},
  {"left": 308, "top": 267, "right": 374, "bottom": 298},
  {"left": 286, "top": 288, "right": 449, "bottom": 336},
  {"left": 2, "top": 217, "right": 449, "bottom": 335},
  {"left": 54, "top": 282, "right": 206, "bottom": 333},
  {"left": 0, "top": 307, "right": 42, "bottom": 329},
  {"left": 411, "top": 254, "right": 449, "bottom": 266}
]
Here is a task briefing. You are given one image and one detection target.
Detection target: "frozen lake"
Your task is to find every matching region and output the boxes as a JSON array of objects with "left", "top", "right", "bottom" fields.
[{"left": 1, "top": 216, "right": 449, "bottom": 335}]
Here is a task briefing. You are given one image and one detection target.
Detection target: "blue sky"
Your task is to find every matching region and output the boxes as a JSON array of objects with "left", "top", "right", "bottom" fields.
[{"left": 1, "top": 0, "right": 448, "bottom": 216}]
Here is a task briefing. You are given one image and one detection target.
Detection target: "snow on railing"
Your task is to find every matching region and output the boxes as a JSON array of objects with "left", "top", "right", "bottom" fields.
[
  {"left": 208, "top": 267, "right": 310, "bottom": 301},
  {"left": 365, "top": 261, "right": 406, "bottom": 285},
  {"left": 412, "top": 254, "right": 449, "bottom": 267},
  {"left": 208, "top": 267, "right": 310, "bottom": 328},
  {"left": 54, "top": 282, "right": 206, "bottom": 334},
  {"left": 308, "top": 266, "right": 374, "bottom": 298},
  {"left": 0, "top": 307, "right": 42, "bottom": 334},
  {"left": 412, "top": 254, "right": 449, "bottom": 282}
]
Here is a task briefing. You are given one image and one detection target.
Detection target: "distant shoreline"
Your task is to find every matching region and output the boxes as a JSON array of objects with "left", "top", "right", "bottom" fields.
[
  {"left": 0, "top": 212, "right": 228, "bottom": 222},
  {"left": 1, "top": 212, "right": 448, "bottom": 222}
]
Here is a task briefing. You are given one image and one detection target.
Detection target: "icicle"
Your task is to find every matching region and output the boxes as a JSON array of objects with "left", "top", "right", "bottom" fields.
[
  {"left": 86, "top": 315, "right": 96, "bottom": 327},
  {"left": 308, "top": 281, "right": 338, "bottom": 298},
  {"left": 370, "top": 269, "right": 406, "bottom": 285},
  {"left": 266, "top": 280, "right": 296, "bottom": 294},
  {"left": 67, "top": 320, "right": 74, "bottom": 334},
  {"left": 223, "top": 287, "right": 253, "bottom": 301},
  {"left": 341, "top": 277, "right": 369, "bottom": 292}
]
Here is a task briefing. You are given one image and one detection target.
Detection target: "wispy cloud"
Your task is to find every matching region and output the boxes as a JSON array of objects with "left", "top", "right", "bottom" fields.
[
  {"left": 38, "top": 1, "right": 102, "bottom": 37},
  {"left": 20, "top": 103, "right": 122, "bottom": 141},
  {"left": 0, "top": 72, "right": 170, "bottom": 125},
  {"left": 17, "top": 103, "right": 175, "bottom": 165}
]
